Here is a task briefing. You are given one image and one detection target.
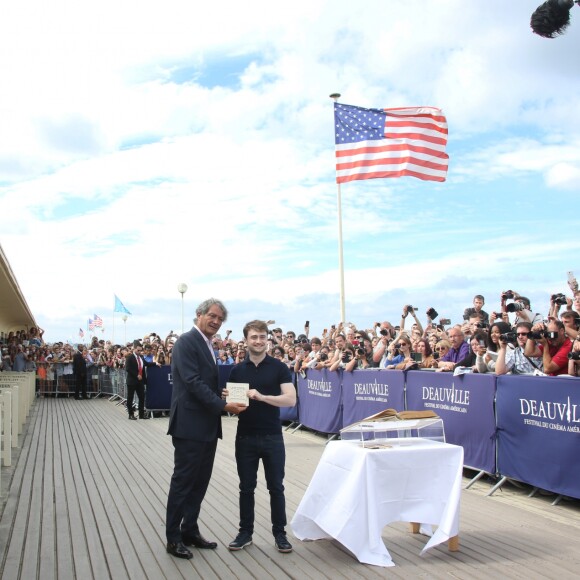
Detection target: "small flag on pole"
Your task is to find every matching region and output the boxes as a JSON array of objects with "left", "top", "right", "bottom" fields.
[
  {"left": 79, "top": 328, "right": 85, "bottom": 338},
  {"left": 114, "top": 295, "right": 132, "bottom": 315},
  {"left": 88, "top": 318, "right": 95, "bottom": 331},
  {"left": 94, "top": 314, "right": 103, "bottom": 327},
  {"left": 334, "top": 102, "right": 448, "bottom": 183}
]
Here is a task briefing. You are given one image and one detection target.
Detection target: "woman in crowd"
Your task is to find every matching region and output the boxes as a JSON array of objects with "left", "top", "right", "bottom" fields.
[
  {"left": 415, "top": 338, "right": 436, "bottom": 369},
  {"left": 434, "top": 339, "right": 451, "bottom": 361},
  {"left": 384, "top": 335, "right": 413, "bottom": 369},
  {"left": 476, "top": 321, "right": 511, "bottom": 373}
]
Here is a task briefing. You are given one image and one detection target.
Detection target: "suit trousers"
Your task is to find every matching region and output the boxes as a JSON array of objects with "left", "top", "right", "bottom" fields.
[
  {"left": 166, "top": 437, "right": 218, "bottom": 543},
  {"left": 127, "top": 383, "right": 145, "bottom": 417}
]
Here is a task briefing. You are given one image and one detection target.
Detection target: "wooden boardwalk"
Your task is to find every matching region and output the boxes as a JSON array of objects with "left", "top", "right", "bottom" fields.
[{"left": 1, "top": 397, "right": 580, "bottom": 579}]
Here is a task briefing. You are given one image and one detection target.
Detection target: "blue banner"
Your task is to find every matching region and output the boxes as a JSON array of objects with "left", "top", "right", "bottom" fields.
[
  {"left": 341, "top": 369, "right": 405, "bottom": 427},
  {"left": 405, "top": 371, "right": 496, "bottom": 473},
  {"left": 145, "top": 365, "right": 173, "bottom": 410},
  {"left": 496, "top": 375, "right": 580, "bottom": 498},
  {"left": 296, "top": 369, "right": 343, "bottom": 434}
]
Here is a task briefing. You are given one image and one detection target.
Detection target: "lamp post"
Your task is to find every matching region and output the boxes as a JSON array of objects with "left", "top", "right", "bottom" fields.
[
  {"left": 122, "top": 314, "right": 128, "bottom": 344},
  {"left": 177, "top": 283, "right": 188, "bottom": 334}
]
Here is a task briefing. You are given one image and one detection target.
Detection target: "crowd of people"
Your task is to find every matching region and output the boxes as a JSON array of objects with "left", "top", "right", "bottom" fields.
[{"left": 3, "top": 277, "right": 580, "bottom": 382}]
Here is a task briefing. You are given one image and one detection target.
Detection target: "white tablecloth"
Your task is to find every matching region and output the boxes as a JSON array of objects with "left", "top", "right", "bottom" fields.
[{"left": 291, "top": 438, "right": 463, "bottom": 567}]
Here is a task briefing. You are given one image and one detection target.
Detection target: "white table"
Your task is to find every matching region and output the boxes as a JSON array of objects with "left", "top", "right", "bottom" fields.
[{"left": 291, "top": 438, "right": 463, "bottom": 567}]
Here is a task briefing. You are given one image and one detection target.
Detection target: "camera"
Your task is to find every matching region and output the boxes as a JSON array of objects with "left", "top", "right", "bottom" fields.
[
  {"left": 341, "top": 351, "right": 353, "bottom": 363},
  {"left": 546, "top": 331, "right": 559, "bottom": 340},
  {"left": 500, "top": 332, "right": 517, "bottom": 343},
  {"left": 476, "top": 322, "right": 489, "bottom": 329},
  {"left": 411, "top": 352, "right": 423, "bottom": 363},
  {"left": 379, "top": 329, "right": 390, "bottom": 337},
  {"left": 318, "top": 352, "right": 328, "bottom": 362},
  {"left": 506, "top": 302, "right": 524, "bottom": 313},
  {"left": 426, "top": 307, "right": 438, "bottom": 320},
  {"left": 551, "top": 293, "right": 567, "bottom": 306},
  {"left": 406, "top": 305, "right": 416, "bottom": 314},
  {"left": 478, "top": 339, "right": 486, "bottom": 347},
  {"left": 502, "top": 290, "right": 515, "bottom": 300},
  {"left": 568, "top": 352, "right": 580, "bottom": 360},
  {"left": 440, "top": 318, "right": 451, "bottom": 326},
  {"left": 356, "top": 347, "right": 365, "bottom": 356},
  {"left": 529, "top": 331, "right": 547, "bottom": 340}
]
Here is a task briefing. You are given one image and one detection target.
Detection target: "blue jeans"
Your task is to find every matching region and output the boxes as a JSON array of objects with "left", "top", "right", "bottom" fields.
[{"left": 235, "top": 433, "right": 286, "bottom": 536}]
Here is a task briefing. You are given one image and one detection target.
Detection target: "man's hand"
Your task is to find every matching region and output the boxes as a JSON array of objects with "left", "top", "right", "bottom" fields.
[{"left": 224, "top": 402, "right": 248, "bottom": 414}]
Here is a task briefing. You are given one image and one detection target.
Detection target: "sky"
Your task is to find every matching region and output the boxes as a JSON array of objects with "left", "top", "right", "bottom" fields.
[{"left": 2, "top": 0, "right": 580, "bottom": 344}]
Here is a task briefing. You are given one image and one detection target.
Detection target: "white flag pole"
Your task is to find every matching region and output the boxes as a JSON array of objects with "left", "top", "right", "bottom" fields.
[{"left": 330, "top": 93, "right": 346, "bottom": 324}]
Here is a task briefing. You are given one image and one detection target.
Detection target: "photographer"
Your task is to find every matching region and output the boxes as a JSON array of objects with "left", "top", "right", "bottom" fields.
[
  {"left": 329, "top": 333, "right": 347, "bottom": 365},
  {"left": 344, "top": 331, "right": 377, "bottom": 371},
  {"left": 306, "top": 345, "right": 332, "bottom": 370},
  {"left": 495, "top": 322, "right": 543, "bottom": 375},
  {"left": 329, "top": 344, "right": 355, "bottom": 371},
  {"left": 384, "top": 335, "right": 413, "bottom": 369},
  {"left": 560, "top": 310, "right": 579, "bottom": 341},
  {"left": 500, "top": 290, "right": 543, "bottom": 326},
  {"left": 524, "top": 320, "right": 572, "bottom": 376},
  {"left": 399, "top": 305, "right": 424, "bottom": 336}
]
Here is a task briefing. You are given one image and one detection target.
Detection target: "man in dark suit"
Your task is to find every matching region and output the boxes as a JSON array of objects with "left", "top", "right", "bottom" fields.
[
  {"left": 165, "top": 298, "right": 247, "bottom": 560},
  {"left": 125, "top": 341, "right": 157, "bottom": 420},
  {"left": 72, "top": 345, "right": 87, "bottom": 400}
]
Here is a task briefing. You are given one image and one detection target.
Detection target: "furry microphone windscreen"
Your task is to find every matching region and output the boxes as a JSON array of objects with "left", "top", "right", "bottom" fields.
[{"left": 531, "top": 0, "right": 575, "bottom": 38}]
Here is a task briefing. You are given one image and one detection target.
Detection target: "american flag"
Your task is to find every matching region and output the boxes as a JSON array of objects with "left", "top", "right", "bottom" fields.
[
  {"left": 79, "top": 328, "right": 85, "bottom": 338},
  {"left": 334, "top": 103, "right": 448, "bottom": 183},
  {"left": 88, "top": 318, "right": 95, "bottom": 331},
  {"left": 93, "top": 314, "right": 103, "bottom": 327}
]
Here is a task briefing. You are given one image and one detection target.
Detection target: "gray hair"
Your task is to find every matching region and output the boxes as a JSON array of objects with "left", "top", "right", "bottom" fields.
[{"left": 196, "top": 298, "right": 228, "bottom": 321}]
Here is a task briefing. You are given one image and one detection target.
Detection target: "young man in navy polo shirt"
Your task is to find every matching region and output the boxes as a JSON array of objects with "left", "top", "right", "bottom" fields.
[{"left": 225, "top": 319, "right": 296, "bottom": 553}]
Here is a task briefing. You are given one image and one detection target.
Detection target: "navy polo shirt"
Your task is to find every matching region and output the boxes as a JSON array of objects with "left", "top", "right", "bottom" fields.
[{"left": 229, "top": 354, "right": 293, "bottom": 436}]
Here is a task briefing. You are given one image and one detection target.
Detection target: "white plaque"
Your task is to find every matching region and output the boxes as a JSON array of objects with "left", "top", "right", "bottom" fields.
[{"left": 226, "top": 382, "right": 250, "bottom": 405}]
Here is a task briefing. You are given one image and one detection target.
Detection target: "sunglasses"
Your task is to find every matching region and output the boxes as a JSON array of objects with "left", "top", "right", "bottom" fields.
[{"left": 516, "top": 332, "right": 529, "bottom": 337}]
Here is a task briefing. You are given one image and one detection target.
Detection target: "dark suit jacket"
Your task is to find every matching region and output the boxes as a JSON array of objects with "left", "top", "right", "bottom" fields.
[
  {"left": 167, "top": 327, "right": 226, "bottom": 442},
  {"left": 73, "top": 351, "right": 86, "bottom": 376},
  {"left": 125, "top": 353, "right": 154, "bottom": 386}
]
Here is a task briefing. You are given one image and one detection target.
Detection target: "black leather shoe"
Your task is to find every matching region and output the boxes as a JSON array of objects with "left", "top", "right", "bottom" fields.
[
  {"left": 183, "top": 533, "right": 218, "bottom": 549},
  {"left": 139, "top": 415, "right": 150, "bottom": 420},
  {"left": 128, "top": 415, "right": 137, "bottom": 420},
  {"left": 228, "top": 532, "right": 252, "bottom": 551},
  {"left": 274, "top": 533, "right": 293, "bottom": 553},
  {"left": 166, "top": 541, "right": 193, "bottom": 559}
]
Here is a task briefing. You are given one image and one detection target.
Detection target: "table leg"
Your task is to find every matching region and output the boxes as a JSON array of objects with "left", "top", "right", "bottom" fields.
[
  {"left": 410, "top": 522, "right": 420, "bottom": 534},
  {"left": 448, "top": 535, "right": 459, "bottom": 551}
]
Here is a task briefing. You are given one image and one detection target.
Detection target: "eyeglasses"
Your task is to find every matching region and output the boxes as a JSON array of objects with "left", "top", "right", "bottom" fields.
[
  {"left": 437, "top": 347, "right": 448, "bottom": 351},
  {"left": 516, "top": 332, "right": 529, "bottom": 337},
  {"left": 354, "top": 335, "right": 362, "bottom": 340}
]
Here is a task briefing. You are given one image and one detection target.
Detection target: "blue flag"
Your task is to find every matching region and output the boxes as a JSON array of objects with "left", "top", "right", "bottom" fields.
[{"left": 114, "top": 295, "right": 132, "bottom": 315}]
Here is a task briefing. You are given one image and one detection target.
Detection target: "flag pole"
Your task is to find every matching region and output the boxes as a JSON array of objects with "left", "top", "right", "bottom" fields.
[{"left": 330, "top": 92, "right": 346, "bottom": 324}]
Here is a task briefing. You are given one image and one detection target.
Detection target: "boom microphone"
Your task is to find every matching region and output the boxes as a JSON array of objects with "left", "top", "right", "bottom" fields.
[{"left": 531, "top": 0, "right": 578, "bottom": 38}]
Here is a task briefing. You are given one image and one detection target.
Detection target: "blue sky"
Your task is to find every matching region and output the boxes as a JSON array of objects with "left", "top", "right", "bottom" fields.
[{"left": 1, "top": 1, "right": 580, "bottom": 343}]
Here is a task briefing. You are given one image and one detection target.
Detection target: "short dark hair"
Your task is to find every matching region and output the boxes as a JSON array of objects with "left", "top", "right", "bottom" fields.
[
  {"left": 243, "top": 320, "right": 269, "bottom": 338},
  {"left": 474, "top": 295, "right": 485, "bottom": 302},
  {"left": 515, "top": 321, "right": 533, "bottom": 332},
  {"left": 517, "top": 296, "right": 531, "bottom": 309}
]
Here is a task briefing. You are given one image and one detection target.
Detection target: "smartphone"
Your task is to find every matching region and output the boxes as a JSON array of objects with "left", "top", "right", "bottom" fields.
[
  {"left": 440, "top": 318, "right": 451, "bottom": 325},
  {"left": 305, "top": 320, "right": 310, "bottom": 327},
  {"left": 411, "top": 352, "right": 422, "bottom": 362},
  {"left": 568, "top": 271, "right": 575, "bottom": 284}
]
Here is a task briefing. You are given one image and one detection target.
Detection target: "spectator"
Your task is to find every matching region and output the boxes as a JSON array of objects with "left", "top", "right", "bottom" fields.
[
  {"left": 463, "top": 295, "right": 489, "bottom": 324},
  {"left": 560, "top": 310, "right": 579, "bottom": 341},
  {"left": 475, "top": 321, "right": 511, "bottom": 373},
  {"left": 525, "top": 320, "right": 572, "bottom": 376},
  {"left": 344, "top": 331, "right": 376, "bottom": 371},
  {"left": 12, "top": 345, "right": 27, "bottom": 372},
  {"left": 415, "top": 338, "right": 436, "bottom": 369},
  {"left": 384, "top": 335, "right": 412, "bottom": 369},
  {"left": 496, "top": 322, "right": 543, "bottom": 375},
  {"left": 567, "top": 337, "right": 580, "bottom": 376},
  {"left": 329, "top": 343, "right": 355, "bottom": 371},
  {"left": 437, "top": 327, "right": 470, "bottom": 372},
  {"left": 501, "top": 291, "right": 543, "bottom": 326}
]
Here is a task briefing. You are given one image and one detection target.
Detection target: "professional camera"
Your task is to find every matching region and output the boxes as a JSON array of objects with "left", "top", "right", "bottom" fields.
[
  {"left": 502, "top": 290, "right": 515, "bottom": 300},
  {"left": 529, "top": 330, "right": 547, "bottom": 340},
  {"left": 551, "top": 293, "right": 567, "bottom": 306},
  {"left": 379, "top": 329, "right": 390, "bottom": 337},
  {"left": 568, "top": 351, "right": 580, "bottom": 360},
  {"left": 476, "top": 322, "right": 489, "bottom": 329},
  {"left": 341, "top": 351, "right": 353, "bottom": 363},
  {"left": 406, "top": 305, "right": 417, "bottom": 314},
  {"left": 506, "top": 302, "right": 525, "bottom": 313},
  {"left": 318, "top": 352, "right": 328, "bottom": 362},
  {"left": 355, "top": 346, "right": 365, "bottom": 356},
  {"left": 500, "top": 332, "right": 518, "bottom": 344}
]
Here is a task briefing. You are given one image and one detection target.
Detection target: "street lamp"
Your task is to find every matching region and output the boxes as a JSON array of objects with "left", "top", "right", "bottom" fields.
[
  {"left": 122, "top": 314, "right": 128, "bottom": 344},
  {"left": 177, "top": 283, "right": 188, "bottom": 334}
]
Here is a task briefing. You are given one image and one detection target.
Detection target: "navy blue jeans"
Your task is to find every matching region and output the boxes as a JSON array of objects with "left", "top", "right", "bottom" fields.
[{"left": 235, "top": 433, "right": 286, "bottom": 536}]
